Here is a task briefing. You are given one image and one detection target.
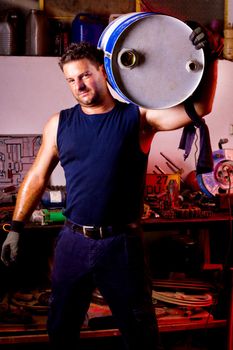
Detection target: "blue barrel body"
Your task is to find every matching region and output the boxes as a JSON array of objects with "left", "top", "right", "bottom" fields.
[{"left": 98, "top": 12, "right": 153, "bottom": 102}]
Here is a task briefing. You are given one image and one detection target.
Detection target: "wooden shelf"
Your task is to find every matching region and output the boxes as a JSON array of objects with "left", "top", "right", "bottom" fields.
[{"left": 0, "top": 317, "right": 227, "bottom": 344}]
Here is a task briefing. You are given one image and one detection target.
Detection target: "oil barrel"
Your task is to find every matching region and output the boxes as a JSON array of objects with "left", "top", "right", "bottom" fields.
[{"left": 98, "top": 12, "right": 205, "bottom": 109}]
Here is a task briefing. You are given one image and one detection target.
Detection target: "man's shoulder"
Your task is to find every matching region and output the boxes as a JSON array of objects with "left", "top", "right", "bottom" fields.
[
  {"left": 116, "top": 100, "right": 139, "bottom": 113},
  {"left": 60, "top": 103, "right": 79, "bottom": 116}
]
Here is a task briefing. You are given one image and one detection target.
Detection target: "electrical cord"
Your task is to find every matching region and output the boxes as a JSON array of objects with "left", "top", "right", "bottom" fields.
[
  {"left": 2, "top": 223, "right": 11, "bottom": 233},
  {"left": 194, "top": 130, "right": 199, "bottom": 168}
]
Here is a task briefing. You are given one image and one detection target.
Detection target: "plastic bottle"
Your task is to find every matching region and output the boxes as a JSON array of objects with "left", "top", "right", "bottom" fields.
[
  {"left": 25, "top": 9, "right": 50, "bottom": 56},
  {"left": 0, "top": 11, "right": 19, "bottom": 55}
]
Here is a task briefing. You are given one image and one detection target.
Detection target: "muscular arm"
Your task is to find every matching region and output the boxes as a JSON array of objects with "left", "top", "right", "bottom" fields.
[{"left": 13, "top": 113, "right": 60, "bottom": 222}]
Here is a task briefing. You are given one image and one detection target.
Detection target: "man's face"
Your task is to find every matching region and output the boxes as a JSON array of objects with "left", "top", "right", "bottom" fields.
[{"left": 63, "top": 58, "right": 108, "bottom": 107}]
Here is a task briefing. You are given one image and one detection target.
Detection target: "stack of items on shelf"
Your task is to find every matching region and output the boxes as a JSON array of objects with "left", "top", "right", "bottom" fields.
[
  {"left": 0, "top": 287, "right": 113, "bottom": 330},
  {"left": 0, "top": 289, "right": 50, "bottom": 327},
  {"left": 0, "top": 277, "right": 220, "bottom": 331},
  {"left": 76, "top": 279, "right": 219, "bottom": 329},
  {"left": 143, "top": 172, "right": 215, "bottom": 220},
  {"left": 10, "top": 289, "right": 51, "bottom": 313},
  {"left": 0, "top": 294, "right": 32, "bottom": 324},
  {"left": 151, "top": 279, "right": 218, "bottom": 326},
  {"left": 30, "top": 186, "right": 66, "bottom": 225}
]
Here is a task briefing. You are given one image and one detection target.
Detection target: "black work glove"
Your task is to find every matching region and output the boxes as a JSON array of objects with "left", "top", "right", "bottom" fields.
[
  {"left": 187, "top": 20, "right": 223, "bottom": 60},
  {"left": 1, "top": 231, "right": 20, "bottom": 266}
]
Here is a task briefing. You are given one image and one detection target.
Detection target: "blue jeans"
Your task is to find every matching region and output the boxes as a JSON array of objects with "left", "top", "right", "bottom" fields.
[{"left": 47, "top": 224, "right": 161, "bottom": 349}]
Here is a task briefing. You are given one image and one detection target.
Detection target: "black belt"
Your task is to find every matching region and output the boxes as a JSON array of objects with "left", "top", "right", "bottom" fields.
[{"left": 65, "top": 220, "right": 139, "bottom": 240}]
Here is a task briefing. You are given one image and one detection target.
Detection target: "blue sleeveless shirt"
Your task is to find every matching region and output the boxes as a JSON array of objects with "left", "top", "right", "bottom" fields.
[{"left": 57, "top": 100, "right": 148, "bottom": 226}]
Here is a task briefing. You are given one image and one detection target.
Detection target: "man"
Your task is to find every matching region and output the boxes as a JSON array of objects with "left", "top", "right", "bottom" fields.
[{"left": 1, "top": 24, "right": 219, "bottom": 349}]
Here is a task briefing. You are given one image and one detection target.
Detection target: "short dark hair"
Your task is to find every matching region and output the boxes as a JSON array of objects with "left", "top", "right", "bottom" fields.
[{"left": 58, "top": 42, "right": 104, "bottom": 71}]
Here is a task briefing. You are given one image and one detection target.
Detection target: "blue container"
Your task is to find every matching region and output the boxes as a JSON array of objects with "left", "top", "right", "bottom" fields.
[
  {"left": 41, "top": 189, "right": 66, "bottom": 208},
  {"left": 71, "top": 13, "right": 106, "bottom": 46}
]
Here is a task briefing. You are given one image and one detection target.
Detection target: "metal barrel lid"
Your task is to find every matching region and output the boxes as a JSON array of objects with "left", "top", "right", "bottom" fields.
[{"left": 98, "top": 13, "right": 205, "bottom": 109}]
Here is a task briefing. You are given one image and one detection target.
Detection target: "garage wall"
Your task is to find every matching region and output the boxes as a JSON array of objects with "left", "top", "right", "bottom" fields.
[{"left": 0, "top": 57, "right": 233, "bottom": 185}]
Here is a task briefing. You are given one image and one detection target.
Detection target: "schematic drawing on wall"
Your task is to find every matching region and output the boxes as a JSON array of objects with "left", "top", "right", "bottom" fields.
[{"left": 0, "top": 135, "right": 42, "bottom": 188}]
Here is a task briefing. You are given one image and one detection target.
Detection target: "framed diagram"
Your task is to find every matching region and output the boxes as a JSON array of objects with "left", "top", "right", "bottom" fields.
[{"left": 0, "top": 135, "right": 42, "bottom": 188}]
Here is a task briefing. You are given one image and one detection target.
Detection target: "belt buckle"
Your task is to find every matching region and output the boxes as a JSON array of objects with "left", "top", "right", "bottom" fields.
[{"left": 83, "top": 225, "right": 103, "bottom": 239}]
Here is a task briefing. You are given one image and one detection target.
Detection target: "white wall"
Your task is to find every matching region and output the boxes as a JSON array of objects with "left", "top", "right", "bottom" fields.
[
  {"left": 0, "top": 56, "right": 75, "bottom": 185},
  {"left": 0, "top": 57, "right": 233, "bottom": 185}
]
